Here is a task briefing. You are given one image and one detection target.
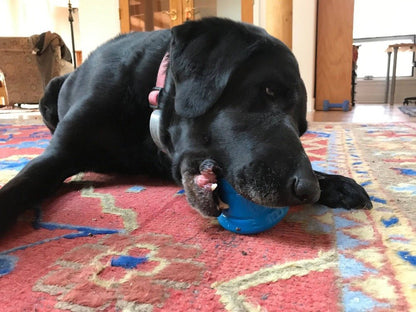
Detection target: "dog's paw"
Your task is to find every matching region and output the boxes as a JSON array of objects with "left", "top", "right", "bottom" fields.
[
  {"left": 315, "top": 171, "right": 373, "bottom": 210},
  {"left": 181, "top": 159, "right": 224, "bottom": 217}
]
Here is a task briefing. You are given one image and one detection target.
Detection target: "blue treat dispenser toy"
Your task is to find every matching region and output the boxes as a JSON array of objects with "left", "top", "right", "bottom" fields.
[{"left": 217, "top": 179, "right": 289, "bottom": 234}]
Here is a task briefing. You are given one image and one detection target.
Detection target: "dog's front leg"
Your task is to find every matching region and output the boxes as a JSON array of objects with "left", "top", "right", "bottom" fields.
[
  {"left": 0, "top": 152, "right": 78, "bottom": 233},
  {"left": 314, "top": 170, "right": 373, "bottom": 210}
]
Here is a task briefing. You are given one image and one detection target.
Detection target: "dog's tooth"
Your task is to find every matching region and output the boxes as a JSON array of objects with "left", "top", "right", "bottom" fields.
[{"left": 211, "top": 183, "right": 218, "bottom": 191}]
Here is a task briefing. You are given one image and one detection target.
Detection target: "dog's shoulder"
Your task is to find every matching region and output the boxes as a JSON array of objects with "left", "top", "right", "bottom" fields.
[{"left": 88, "top": 30, "right": 171, "bottom": 65}]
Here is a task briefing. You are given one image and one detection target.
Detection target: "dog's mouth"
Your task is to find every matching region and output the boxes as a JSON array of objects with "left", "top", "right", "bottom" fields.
[
  {"left": 194, "top": 164, "right": 218, "bottom": 192},
  {"left": 182, "top": 157, "right": 320, "bottom": 217},
  {"left": 193, "top": 161, "right": 231, "bottom": 210},
  {"left": 184, "top": 157, "right": 285, "bottom": 216},
  {"left": 180, "top": 158, "right": 228, "bottom": 217},
  {"left": 188, "top": 158, "right": 289, "bottom": 215}
]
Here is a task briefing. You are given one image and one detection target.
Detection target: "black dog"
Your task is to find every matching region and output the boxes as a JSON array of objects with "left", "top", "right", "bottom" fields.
[{"left": 0, "top": 18, "right": 372, "bottom": 232}]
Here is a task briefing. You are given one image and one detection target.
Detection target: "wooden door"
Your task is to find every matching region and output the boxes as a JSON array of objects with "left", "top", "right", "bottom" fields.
[
  {"left": 315, "top": 0, "right": 354, "bottom": 110},
  {"left": 119, "top": 0, "right": 253, "bottom": 33},
  {"left": 265, "top": 0, "right": 292, "bottom": 49}
]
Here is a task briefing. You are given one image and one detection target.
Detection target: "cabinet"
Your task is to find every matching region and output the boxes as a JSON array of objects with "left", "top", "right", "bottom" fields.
[{"left": 119, "top": 0, "right": 253, "bottom": 33}]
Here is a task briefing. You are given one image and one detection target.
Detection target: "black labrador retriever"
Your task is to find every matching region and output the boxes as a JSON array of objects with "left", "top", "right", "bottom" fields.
[{"left": 0, "top": 18, "right": 372, "bottom": 232}]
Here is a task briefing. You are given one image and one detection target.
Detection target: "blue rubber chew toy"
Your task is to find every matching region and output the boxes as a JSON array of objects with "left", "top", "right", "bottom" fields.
[
  {"left": 217, "top": 179, "right": 289, "bottom": 234},
  {"left": 323, "top": 99, "right": 349, "bottom": 112}
]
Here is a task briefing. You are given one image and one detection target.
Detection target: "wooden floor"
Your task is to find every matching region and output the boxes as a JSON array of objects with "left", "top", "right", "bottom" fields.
[
  {"left": 0, "top": 103, "right": 414, "bottom": 125},
  {"left": 308, "top": 103, "right": 414, "bottom": 123}
]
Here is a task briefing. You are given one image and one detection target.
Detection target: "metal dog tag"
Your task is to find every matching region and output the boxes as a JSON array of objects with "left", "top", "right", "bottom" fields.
[{"left": 149, "top": 109, "right": 167, "bottom": 154}]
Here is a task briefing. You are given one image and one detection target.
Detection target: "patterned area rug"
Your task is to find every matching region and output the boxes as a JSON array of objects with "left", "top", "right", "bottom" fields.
[
  {"left": 399, "top": 106, "right": 416, "bottom": 117},
  {"left": 0, "top": 122, "right": 415, "bottom": 311}
]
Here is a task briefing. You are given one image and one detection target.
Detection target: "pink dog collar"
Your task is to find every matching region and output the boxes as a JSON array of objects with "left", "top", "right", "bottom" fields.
[
  {"left": 148, "top": 53, "right": 169, "bottom": 109},
  {"left": 148, "top": 53, "right": 170, "bottom": 155}
]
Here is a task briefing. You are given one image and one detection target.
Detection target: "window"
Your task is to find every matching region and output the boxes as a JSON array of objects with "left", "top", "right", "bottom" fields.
[
  {"left": 353, "top": 0, "right": 416, "bottom": 78},
  {"left": 354, "top": 37, "right": 415, "bottom": 78}
]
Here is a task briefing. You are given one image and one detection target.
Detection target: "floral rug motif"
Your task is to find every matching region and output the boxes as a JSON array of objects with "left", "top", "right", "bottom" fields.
[{"left": 0, "top": 122, "right": 415, "bottom": 311}]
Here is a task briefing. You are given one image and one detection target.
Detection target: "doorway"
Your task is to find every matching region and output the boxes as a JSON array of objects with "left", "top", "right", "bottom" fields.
[{"left": 119, "top": 0, "right": 253, "bottom": 33}]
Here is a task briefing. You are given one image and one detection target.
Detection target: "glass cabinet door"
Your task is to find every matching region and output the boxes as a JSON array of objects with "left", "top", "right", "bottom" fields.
[
  {"left": 120, "top": 0, "right": 178, "bottom": 32},
  {"left": 189, "top": 0, "right": 243, "bottom": 22},
  {"left": 119, "top": 0, "right": 252, "bottom": 33}
]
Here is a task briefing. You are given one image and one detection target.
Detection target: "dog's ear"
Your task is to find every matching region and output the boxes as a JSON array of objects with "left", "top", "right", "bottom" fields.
[
  {"left": 170, "top": 19, "right": 258, "bottom": 118},
  {"left": 296, "top": 79, "right": 308, "bottom": 136}
]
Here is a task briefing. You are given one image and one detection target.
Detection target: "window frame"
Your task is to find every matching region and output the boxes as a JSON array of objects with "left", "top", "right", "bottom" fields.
[{"left": 353, "top": 35, "right": 416, "bottom": 79}]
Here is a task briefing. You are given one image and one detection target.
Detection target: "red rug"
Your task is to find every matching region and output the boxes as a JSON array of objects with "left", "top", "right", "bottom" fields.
[{"left": 0, "top": 122, "right": 415, "bottom": 311}]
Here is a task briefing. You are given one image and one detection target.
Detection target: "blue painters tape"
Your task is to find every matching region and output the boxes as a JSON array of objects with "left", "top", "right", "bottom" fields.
[
  {"left": 382, "top": 217, "right": 399, "bottom": 227},
  {"left": 111, "top": 255, "right": 148, "bottom": 269},
  {"left": 361, "top": 181, "right": 372, "bottom": 187},
  {"left": 397, "top": 251, "right": 416, "bottom": 266}
]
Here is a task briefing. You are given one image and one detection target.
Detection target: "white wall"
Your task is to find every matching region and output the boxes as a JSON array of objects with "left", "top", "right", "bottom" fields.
[
  {"left": 356, "top": 78, "right": 416, "bottom": 104},
  {"left": 78, "top": 0, "right": 120, "bottom": 60},
  {"left": 1, "top": 0, "right": 318, "bottom": 109},
  {"left": 292, "top": 0, "right": 317, "bottom": 112},
  {"left": 0, "top": 0, "right": 81, "bottom": 61},
  {"left": 0, "top": 0, "right": 119, "bottom": 63},
  {"left": 0, "top": 0, "right": 55, "bottom": 37}
]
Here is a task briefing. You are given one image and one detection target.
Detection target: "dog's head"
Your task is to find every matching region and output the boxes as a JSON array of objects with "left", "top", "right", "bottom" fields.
[{"left": 158, "top": 18, "right": 320, "bottom": 217}]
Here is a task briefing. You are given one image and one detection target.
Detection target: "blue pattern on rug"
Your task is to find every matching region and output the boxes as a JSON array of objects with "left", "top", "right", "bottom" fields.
[{"left": 111, "top": 255, "right": 148, "bottom": 269}]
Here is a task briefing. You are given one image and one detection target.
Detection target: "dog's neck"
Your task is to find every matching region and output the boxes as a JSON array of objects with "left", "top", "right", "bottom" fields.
[
  {"left": 148, "top": 53, "right": 169, "bottom": 109},
  {"left": 148, "top": 53, "right": 170, "bottom": 155}
]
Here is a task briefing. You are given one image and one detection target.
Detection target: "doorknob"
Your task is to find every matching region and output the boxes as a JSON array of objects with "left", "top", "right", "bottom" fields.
[
  {"left": 162, "top": 9, "right": 178, "bottom": 21},
  {"left": 185, "top": 7, "right": 199, "bottom": 20}
]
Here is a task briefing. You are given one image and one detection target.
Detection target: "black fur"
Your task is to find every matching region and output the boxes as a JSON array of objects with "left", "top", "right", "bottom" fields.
[{"left": 0, "top": 18, "right": 372, "bottom": 233}]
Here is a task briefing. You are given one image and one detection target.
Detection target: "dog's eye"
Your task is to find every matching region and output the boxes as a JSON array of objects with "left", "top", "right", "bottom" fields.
[{"left": 265, "top": 87, "right": 275, "bottom": 98}]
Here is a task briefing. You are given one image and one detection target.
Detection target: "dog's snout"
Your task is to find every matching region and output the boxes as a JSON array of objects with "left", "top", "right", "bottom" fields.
[{"left": 292, "top": 175, "right": 321, "bottom": 204}]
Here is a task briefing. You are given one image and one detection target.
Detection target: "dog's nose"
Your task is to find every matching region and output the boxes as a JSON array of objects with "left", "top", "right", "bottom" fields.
[{"left": 292, "top": 176, "right": 321, "bottom": 204}]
